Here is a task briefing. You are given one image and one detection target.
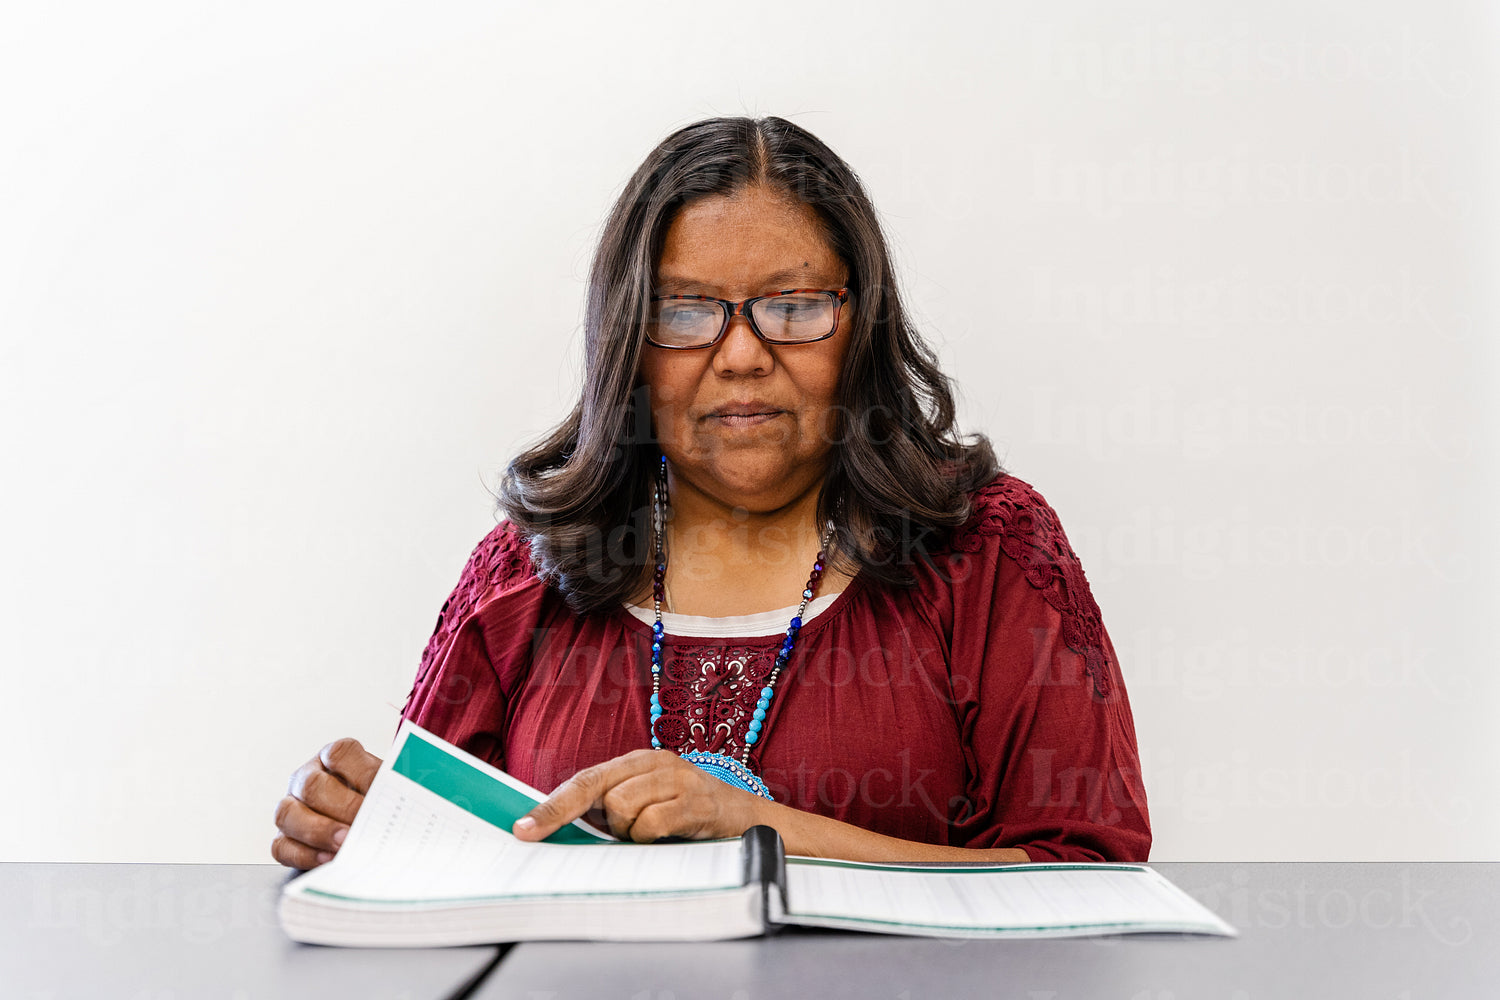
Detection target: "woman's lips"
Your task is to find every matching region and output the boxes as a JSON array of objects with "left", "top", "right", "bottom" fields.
[{"left": 708, "top": 411, "right": 783, "bottom": 427}]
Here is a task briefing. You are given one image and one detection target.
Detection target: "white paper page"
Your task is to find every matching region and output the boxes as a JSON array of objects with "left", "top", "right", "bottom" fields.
[
  {"left": 782, "top": 859, "right": 1236, "bottom": 937},
  {"left": 285, "top": 723, "right": 744, "bottom": 904},
  {"left": 378, "top": 719, "right": 616, "bottom": 844}
]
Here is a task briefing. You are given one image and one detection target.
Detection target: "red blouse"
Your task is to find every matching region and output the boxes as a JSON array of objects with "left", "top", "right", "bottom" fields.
[{"left": 400, "top": 473, "right": 1151, "bottom": 862}]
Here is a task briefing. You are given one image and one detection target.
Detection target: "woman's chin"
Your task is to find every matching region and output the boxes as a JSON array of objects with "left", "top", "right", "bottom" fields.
[{"left": 677, "top": 461, "right": 825, "bottom": 513}]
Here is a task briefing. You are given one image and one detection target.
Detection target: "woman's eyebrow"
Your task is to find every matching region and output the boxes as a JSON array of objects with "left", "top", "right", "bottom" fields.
[{"left": 655, "top": 267, "right": 837, "bottom": 294}]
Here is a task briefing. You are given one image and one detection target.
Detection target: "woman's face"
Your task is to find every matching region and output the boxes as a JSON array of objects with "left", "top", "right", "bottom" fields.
[{"left": 639, "top": 184, "right": 851, "bottom": 516}]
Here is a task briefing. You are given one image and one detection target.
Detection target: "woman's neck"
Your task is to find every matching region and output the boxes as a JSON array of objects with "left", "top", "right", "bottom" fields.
[{"left": 635, "top": 471, "right": 854, "bottom": 617}]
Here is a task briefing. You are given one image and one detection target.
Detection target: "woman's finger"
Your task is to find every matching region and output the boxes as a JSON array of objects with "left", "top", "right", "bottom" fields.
[
  {"left": 270, "top": 834, "right": 331, "bottom": 871},
  {"left": 600, "top": 769, "right": 684, "bottom": 840},
  {"left": 318, "top": 738, "right": 381, "bottom": 795},
  {"left": 627, "top": 801, "right": 683, "bottom": 844},
  {"left": 514, "top": 749, "right": 660, "bottom": 841},
  {"left": 273, "top": 794, "right": 350, "bottom": 854},
  {"left": 288, "top": 761, "right": 364, "bottom": 825}
]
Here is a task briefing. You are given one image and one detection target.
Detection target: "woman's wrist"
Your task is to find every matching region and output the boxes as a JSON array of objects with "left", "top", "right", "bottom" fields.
[
  {"left": 735, "top": 788, "right": 778, "bottom": 838},
  {"left": 750, "top": 799, "right": 1030, "bottom": 864}
]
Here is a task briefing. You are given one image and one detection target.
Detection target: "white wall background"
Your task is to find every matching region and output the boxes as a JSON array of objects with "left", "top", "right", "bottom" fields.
[{"left": 1, "top": 0, "right": 1495, "bottom": 864}]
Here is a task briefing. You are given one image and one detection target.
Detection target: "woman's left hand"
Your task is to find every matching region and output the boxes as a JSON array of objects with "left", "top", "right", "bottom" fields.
[{"left": 511, "top": 749, "right": 767, "bottom": 843}]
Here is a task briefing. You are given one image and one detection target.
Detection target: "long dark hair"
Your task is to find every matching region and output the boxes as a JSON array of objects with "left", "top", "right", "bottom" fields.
[{"left": 498, "top": 116, "right": 1001, "bottom": 615}]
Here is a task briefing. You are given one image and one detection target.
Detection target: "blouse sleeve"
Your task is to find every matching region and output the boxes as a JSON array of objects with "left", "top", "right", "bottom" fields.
[
  {"left": 397, "top": 521, "right": 540, "bottom": 769},
  {"left": 941, "top": 476, "right": 1152, "bottom": 862}
]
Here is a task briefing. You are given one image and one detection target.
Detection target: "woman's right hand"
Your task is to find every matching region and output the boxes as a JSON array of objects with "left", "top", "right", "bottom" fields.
[{"left": 271, "top": 738, "right": 382, "bottom": 870}]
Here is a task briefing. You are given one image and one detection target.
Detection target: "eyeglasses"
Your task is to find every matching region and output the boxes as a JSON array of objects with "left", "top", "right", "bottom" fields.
[{"left": 645, "top": 287, "right": 850, "bottom": 349}]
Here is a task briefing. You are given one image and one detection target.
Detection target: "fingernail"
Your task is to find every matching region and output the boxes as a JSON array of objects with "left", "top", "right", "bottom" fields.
[
  {"left": 513, "top": 816, "right": 536, "bottom": 835},
  {"left": 332, "top": 827, "right": 347, "bottom": 846},
  {"left": 316, "top": 851, "right": 333, "bottom": 864}
]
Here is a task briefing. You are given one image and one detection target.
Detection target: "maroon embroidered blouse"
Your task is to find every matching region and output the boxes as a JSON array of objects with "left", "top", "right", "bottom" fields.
[{"left": 400, "top": 473, "right": 1151, "bottom": 862}]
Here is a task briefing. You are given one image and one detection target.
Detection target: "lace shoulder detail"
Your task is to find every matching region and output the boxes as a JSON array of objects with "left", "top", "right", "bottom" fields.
[
  {"left": 951, "top": 475, "right": 1113, "bottom": 699},
  {"left": 416, "top": 522, "right": 536, "bottom": 681}
]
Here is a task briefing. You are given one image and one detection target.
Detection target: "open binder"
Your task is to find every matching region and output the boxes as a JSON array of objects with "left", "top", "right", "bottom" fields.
[{"left": 279, "top": 723, "right": 1234, "bottom": 946}]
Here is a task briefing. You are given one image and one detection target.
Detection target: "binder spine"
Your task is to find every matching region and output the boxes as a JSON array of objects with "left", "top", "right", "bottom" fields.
[{"left": 741, "top": 825, "right": 787, "bottom": 934}]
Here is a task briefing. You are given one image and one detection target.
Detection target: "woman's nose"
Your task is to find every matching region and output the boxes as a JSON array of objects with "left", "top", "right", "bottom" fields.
[{"left": 711, "top": 312, "right": 774, "bottom": 376}]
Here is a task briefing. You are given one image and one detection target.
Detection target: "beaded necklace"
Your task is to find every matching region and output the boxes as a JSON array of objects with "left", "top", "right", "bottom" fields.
[{"left": 647, "top": 455, "right": 834, "bottom": 800}]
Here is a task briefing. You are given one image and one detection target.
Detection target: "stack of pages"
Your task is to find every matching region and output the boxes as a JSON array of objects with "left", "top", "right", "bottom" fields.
[{"left": 279, "top": 722, "right": 1235, "bottom": 946}]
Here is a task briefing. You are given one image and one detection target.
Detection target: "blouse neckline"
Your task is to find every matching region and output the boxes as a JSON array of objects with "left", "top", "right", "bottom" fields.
[
  {"left": 614, "top": 571, "right": 865, "bottom": 641},
  {"left": 620, "top": 590, "right": 843, "bottom": 638}
]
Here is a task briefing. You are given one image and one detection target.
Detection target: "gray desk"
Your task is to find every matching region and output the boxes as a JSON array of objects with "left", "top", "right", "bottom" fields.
[
  {"left": 2, "top": 863, "right": 1494, "bottom": 1000},
  {"left": 476, "top": 863, "right": 1500, "bottom": 1000},
  {"left": 0, "top": 863, "right": 501, "bottom": 1000}
]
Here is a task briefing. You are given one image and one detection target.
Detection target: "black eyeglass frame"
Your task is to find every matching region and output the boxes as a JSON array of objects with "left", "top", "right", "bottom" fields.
[{"left": 644, "top": 287, "right": 851, "bottom": 349}]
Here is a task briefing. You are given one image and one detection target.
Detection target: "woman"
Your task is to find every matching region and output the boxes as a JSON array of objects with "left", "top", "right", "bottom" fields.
[{"left": 271, "top": 117, "right": 1150, "bottom": 869}]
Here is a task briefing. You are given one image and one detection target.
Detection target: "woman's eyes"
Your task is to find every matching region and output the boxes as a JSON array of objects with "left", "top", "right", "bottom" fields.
[{"left": 665, "top": 304, "right": 718, "bottom": 326}]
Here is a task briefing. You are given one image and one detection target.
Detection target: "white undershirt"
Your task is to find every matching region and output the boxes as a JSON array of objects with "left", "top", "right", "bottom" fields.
[{"left": 621, "top": 591, "right": 843, "bottom": 638}]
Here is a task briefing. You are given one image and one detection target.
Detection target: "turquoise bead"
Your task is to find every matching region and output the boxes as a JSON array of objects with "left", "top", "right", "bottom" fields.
[
  {"left": 748, "top": 719, "right": 762, "bottom": 734},
  {"left": 745, "top": 730, "right": 759, "bottom": 745},
  {"left": 752, "top": 707, "right": 766, "bottom": 721}
]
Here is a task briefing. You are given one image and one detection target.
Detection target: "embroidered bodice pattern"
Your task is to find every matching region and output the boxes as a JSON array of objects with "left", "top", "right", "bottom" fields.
[
  {"left": 651, "top": 645, "right": 775, "bottom": 757},
  {"left": 415, "top": 522, "right": 532, "bottom": 685},
  {"left": 950, "top": 476, "right": 1113, "bottom": 699}
]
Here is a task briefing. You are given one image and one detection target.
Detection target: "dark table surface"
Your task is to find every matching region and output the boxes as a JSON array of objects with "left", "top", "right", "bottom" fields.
[{"left": 3, "top": 861, "right": 1494, "bottom": 1000}]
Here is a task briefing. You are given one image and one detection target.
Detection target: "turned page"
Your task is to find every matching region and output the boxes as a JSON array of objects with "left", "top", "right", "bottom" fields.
[{"left": 286, "top": 723, "right": 745, "bottom": 904}]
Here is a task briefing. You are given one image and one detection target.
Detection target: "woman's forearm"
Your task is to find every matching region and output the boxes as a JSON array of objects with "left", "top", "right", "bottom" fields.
[{"left": 750, "top": 798, "right": 1030, "bottom": 863}]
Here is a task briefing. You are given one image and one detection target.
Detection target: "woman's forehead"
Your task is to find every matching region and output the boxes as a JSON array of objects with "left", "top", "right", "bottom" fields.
[
  {"left": 654, "top": 262, "right": 845, "bottom": 296},
  {"left": 654, "top": 188, "right": 845, "bottom": 291}
]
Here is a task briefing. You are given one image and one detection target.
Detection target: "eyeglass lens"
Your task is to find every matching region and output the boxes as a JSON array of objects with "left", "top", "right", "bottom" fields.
[{"left": 648, "top": 293, "right": 837, "bottom": 347}]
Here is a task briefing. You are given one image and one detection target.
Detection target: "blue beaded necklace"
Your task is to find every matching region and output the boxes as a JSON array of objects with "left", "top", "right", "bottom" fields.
[{"left": 648, "top": 454, "right": 834, "bottom": 800}]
